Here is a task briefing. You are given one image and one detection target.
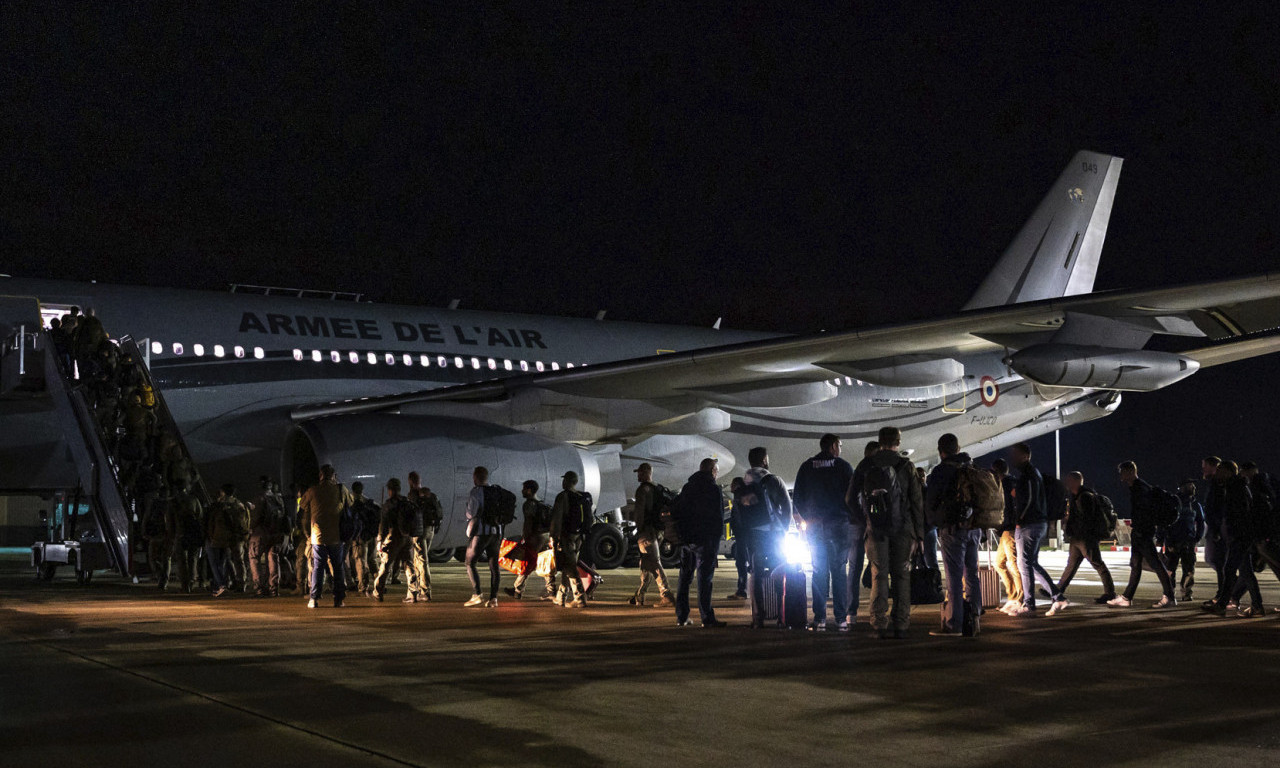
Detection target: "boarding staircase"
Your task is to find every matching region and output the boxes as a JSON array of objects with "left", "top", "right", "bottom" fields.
[{"left": 0, "top": 295, "right": 209, "bottom": 582}]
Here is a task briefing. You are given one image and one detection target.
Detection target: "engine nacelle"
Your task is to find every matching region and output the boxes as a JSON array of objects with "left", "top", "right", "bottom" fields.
[
  {"left": 284, "top": 415, "right": 614, "bottom": 549},
  {"left": 1006, "top": 344, "right": 1199, "bottom": 391}
]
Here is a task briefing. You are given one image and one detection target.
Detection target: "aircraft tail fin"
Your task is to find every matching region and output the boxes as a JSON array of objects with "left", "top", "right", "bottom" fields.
[{"left": 963, "top": 151, "right": 1123, "bottom": 310}]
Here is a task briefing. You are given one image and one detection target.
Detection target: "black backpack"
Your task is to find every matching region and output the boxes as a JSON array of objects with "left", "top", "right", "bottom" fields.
[
  {"left": 338, "top": 486, "right": 361, "bottom": 543},
  {"left": 662, "top": 488, "right": 686, "bottom": 545},
  {"left": 1150, "top": 486, "right": 1181, "bottom": 528},
  {"left": 530, "top": 501, "right": 554, "bottom": 534},
  {"left": 1044, "top": 476, "right": 1070, "bottom": 521},
  {"left": 482, "top": 485, "right": 518, "bottom": 528},
  {"left": 561, "top": 490, "right": 593, "bottom": 535},
  {"left": 416, "top": 491, "right": 444, "bottom": 529},
  {"left": 1093, "top": 492, "right": 1119, "bottom": 539},
  {"left": 1250, "top": 478, "right": 1275, "bottom": 536},
  {"left": 737, "top": 478, "right": 780, "bottom": 531},
  {"left": 863, "top": 459, "right": 905, "bottom": 534},
  {"left": 262, "top": 493, "right": 290, "bottom": 537}
]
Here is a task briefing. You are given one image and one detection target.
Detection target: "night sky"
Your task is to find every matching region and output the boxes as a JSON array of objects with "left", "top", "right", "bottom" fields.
[{"left": 3, "top": 6, "right": 1278, "bottom": 500}]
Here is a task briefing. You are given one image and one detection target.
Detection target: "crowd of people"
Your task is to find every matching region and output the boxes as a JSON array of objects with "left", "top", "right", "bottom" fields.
[{"left": 134, "top": 425, "right": 1280, "bottom": 637}]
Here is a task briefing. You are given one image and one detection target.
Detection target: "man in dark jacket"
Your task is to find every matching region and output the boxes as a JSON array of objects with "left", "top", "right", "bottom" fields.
[
  {"left": 924, "top": 434, "right": 981, "bottom": 638},
  {"left": 1233, "top": 464, "right": 1280, "bottom": 608},
  {"left": 1159, "top": 480, "right": 1204, "bottom": 603},
  {"left": 1009, "top": 444, "right": 1064, "bottom": 616},
  {"left": 673, "top": 458, "right": 727, "bottom": 628},
  {"left": 1208, "top": 461, "right": 1261, "bottom": 615},
  {"left": 1056, "top": 472, "right": 1117, "bottom": 606},
  {"left": 739, "top": 447, "right": 793, "bottom": 628},
  {"left": 1200, "top": 455, "right": 1225, "bottom": 595},
  {"left": 1109, "top": 462, "right": 1177, "bottom": 608},
  {"left": 851, "top": 427, "right": 924, "bottom": 639},
  {"left": 793, "top": 433, "right": 855, "bottom": 632}
]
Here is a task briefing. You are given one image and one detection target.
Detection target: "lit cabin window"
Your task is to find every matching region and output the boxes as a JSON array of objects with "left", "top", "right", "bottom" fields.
[
  {"left": 331, "top": 351, "right": 341, "bottom": 363},
  {"left": 310, "top": 350, "right": 321, "bottom": 362},
  {"left": 551, "top": 362, "right": 560, "bottom": 371},
  {"left": 520, "top": 360, "right": 529, "bottom": 372},
  {"left": 420, "top": 355, "right": 431, "bottom": 367},
  {"left": 403, "top": 354, "right": 413, "bottom": 366},
  {"left": 367, "top": 352, "right": 377, "bottom": 365},
  {"left": 150, "top": 341, "right": 162, "bottom": 355},
  {"left": 348, "top": 351, "right": 359, "bottom": 364},
  {"left": 292, "top": 349, "right": 303, "bottom": 361},
  {"left": 385, "top": 353, "right": 395, "bottom": 365},
  {"left": 536, "top": 361, "right": 545, "bottom": 372},
  {"left": 193, "top": 344, "right": 205, "bottom": 357},
  {"left": 234, "top": 346, "right": 245, "bottom": 359},
  {"left": 503, "top": 360, "right": 513, "bottom": 371},
  {"left": 566, "top": 362, "right": 574, "bottom": 368},
  {"left": 845, "top": 377, "right": 853, "bottom": 386},
  {"left": 469, "top": 357, "right": 479, "bottom": 370},
  {"left": 437, "top": 356, "right": 447, "bottom": 368},
  {"left": 254, "top": 347, "right": 264, "bottom": 359},
  {"left": 213, "top": 345, "right": 226, "bottom": 358},
  {"left": 172, "top": 343, "right": 184, "bottom": 356},
  {"left": 454, "top": 356, "right": 464, "bottom": 369},
  {"left": 487, "top": 358, "right": 496, "bottom": 370}
]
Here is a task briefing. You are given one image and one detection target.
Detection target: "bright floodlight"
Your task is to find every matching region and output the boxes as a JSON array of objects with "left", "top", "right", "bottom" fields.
[{"left": 783, "top": 530, "right": 812, "bottom": 567}]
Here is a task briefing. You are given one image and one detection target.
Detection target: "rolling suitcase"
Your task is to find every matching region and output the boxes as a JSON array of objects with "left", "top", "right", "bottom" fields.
[
  {"left": 978, "top": 531, "right": 1003, "bottom": 609},
  {"left": 759, "top": 564, "right": 785, "bottom": 623},
  {"left": 781, "top": 562, "right": 808, "bottom": 629}
]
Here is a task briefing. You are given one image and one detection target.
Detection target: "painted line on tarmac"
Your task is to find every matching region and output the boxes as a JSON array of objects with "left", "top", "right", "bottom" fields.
[{"left": 23, "top": 637, "right": 427, "bottom": 768}]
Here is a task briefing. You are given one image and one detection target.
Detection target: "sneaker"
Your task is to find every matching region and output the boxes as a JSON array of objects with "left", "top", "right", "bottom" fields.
[
  {"left": 1180, "top": 592, "right": 1193, "bottom": 603},
  {"left": 656, "top": 594, "right": 675, "bottom": 607},
  {"left": 402, "top": 595, "right": 418, "bottom": 604},
  {"left": 962, "top": 615, "right": 980, "bottom": 638},
  {"left": 1000, "top": 600, "right": 1020, "bottom": 614},
  {"left": 1237, "top": 605, "right": 1265, "bottom": 618},
  {"left": 1010, "top": 605, "right": 1036, "bottom": 617},
  {"left": 627, "top": 595, "right": 641, "bottom": 606},
  {"left": 1151, "top": 595, "right": 1175, "bottom": 609},
  {"left": 567, "top": 598, "right": 585, "bottom": 608},
  {"left": 1095, "top": 594, "right": 1116, "bottom": 605},
  {"left": 307, "top": 599, "right": 317, "bottom": 609},
  {"left": 212, "top": 586, "right": 228, "bottom": 598},
  {"left": 702, "top": 619, "right": 727, "bottom": 628},
  {"left": 1226, "top": 601, "right": 1239, "bottom": 611},
  {"left": 727, "top": 592, "right": 747, "bottom": 601},
  {"left": 503, "top": 588, "right": 521, "bottom": 599},
  {"left": 676, "top": 619, "right": 692, "bottom": 627},
  {"left": 463, "top": 595, "right": 484, "bottom": 607},
  {"left": 553, "top": 593, "right": 566, "bottom": 607},
  {"left": 1106, "top": 596, "right": 1131, "bottom": 607},
  {"left": 539, "top": 593, "right": 556, "bottom": 602},
  {"left": 368, "top": 591, "right": 383, "bottom": 602},
  {"left": 1203, "top": 600, "right": 1227, "bottom": 615},
  {"left": 837, "top": 621, "right": 850, "bottom": 633},
  {"left": 484, "top": 598, "right": 499, "bottom": 608},
  {"left": 807, "top": 621, "right": 827, "bottom": 632},
  {"left": 334, "top": 600, "right": 345, "bottom": 608},
  {"left": 1046, "top": 600, "right": 1070, "bottom": 617}
]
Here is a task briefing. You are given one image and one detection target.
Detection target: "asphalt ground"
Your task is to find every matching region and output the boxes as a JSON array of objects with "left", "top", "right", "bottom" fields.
[{"left": 2, "top": 550, "right": 1279, "bottom": 768}]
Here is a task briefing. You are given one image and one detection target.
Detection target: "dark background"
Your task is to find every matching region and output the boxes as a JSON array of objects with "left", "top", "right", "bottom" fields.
[{"left": 2, "top": 6, "right": 1277, "bottom": 499}]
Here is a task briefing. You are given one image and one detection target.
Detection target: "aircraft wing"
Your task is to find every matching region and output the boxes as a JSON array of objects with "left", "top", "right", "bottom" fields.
[{"left": 292, "top": 271, "right": 1280, "bottom": 419}]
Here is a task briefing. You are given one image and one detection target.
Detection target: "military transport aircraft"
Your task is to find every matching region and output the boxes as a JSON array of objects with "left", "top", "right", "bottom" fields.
[{"left": 4, "top": 150, "right": 1279, "bottom": 562}]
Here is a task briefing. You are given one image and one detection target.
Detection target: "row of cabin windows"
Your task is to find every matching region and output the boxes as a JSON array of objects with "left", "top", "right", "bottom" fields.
[{"left": 149, "top": 341, "right": 575, "bottom": 373}]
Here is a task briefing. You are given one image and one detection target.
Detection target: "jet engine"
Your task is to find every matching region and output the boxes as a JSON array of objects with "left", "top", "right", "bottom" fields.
[
  {"left": 1005, "top": 344, "right": 1199, "bottom": 391},
  {"left": 283, "top": 415, "right": 613, "bottom": 550}
]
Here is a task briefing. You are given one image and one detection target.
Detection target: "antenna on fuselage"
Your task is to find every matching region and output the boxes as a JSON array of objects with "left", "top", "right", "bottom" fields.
[
  {"left": 595, "top": 310, "right": 607, "bottom": 321},
  {"left": 712, "top": 317, "right": 722, "bottom": 330},
  {"left": 448, "top": 299, "right": 461, "bottom": 310}
]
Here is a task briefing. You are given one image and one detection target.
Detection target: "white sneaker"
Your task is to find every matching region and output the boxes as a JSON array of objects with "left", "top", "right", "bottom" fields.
[
  {"left": 1107, "top": 596, "right": 1131, "bottom": 607},
  {"left": 567, "top": 598, "right": 585, "bottom": 608},
  {"left": 1046, "top": 600, "right": 1070, "bottom": 617},
  {"left": 484, "top": 598, "right": 498, "bottom": 608},
  {"left": 1000, "top": 600, "right": 1018, "bottom": 614},
  {"left": 1009, "top": 605, "right": 1033, "bottom": 617},
  {"left": 1151, "top": 595, "right": 1175, "bottom": 609},
  {"left": 307, "top": 599, "right": 317, "bottom": 609},
  {"left": 463, "top": 595, "right": 484, "bottom": 607}
]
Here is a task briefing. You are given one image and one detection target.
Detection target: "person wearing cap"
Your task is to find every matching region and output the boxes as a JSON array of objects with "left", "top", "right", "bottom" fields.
[
  {"left": 506, "top": 480, "right": 555, "bottom": 600},
  {"left": 464, "top": 466, "right": 503, "bottom": 608},
  {"left": 550, "top": 470, "right": 589, "bottom": 608},
  {"left": 368, "top": 477, "right": 420, "bottom": 603},
  {"left": 629, "top": 462, "right": 674, "bottom": 607}
]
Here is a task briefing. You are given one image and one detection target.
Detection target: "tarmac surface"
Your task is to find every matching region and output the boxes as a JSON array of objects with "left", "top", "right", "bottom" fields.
[{"left": 2, "top": 549, "right": 1279, "bottom": 768}]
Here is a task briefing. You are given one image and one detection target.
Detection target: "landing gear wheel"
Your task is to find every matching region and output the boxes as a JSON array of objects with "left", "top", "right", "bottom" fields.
[
  {"left": 583, "top": 525, "right": 627, "bottom": 570},
  {"left": 658, "top": 539, "right": 681, "bottom": 569},
  {"left": 75, "top": 569, "right": 93, "bottom": 586},
  {"left": 427, "top": 548, "right": 454, "bottom": 564},
  {"left": 37, "top": 562, "right": 57, "bottom": 581}
]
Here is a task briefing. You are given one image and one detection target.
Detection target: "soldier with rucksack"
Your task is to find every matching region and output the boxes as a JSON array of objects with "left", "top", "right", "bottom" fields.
[
  {"left": 1238, "top": 463, "right": 1280, "bottom": 594},
  {"left": 549, "top": 470, "right": 592, "bottom": 608},
  {"left": 167, "top": 478, "right": 204, "bottom": 593},
  {"left": 627, "top": 463, "right": 675, "bottom": 607},
  {"left": 506, "top": 480, "right": 556, "bottom": 600},
  {"left": 369, "top": 477, "right": 422, "bottom": 603},
  {"left": 852, "top": 427, "right": 924, "bottom": 639},
  {"left": 1109, "top": 462, "right": 1178, "bottom": 609},
  {"left": 924, "top": 434, "right": 984, "bottom": 638},
  {"left": 205, "top": 484, "right": 249, "bottom": 598},
  {"left": 464, "top": 466, "right": 510, "bottom": 608},
  {"left": 248, "top": 476, "right": 286, "bottom": 597},
  {"left": 1056, "top": 472, "right": 1119, "bottom": 607},
  {"left": 346, "top": 481, "right": 381, "bottom": 596},
  {"left": 1222, "top": 462, "right": 1278, "bottom": 616},
  {"left": 1158, "top": 480, "right": 1204, "bottom": 603},
  {"left": 405, "top": 471, "right": 441, "bottom": 602}
]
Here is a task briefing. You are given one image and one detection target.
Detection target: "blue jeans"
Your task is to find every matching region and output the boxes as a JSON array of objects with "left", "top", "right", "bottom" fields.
[
  {"left": 920, "top": 526, "right": 939, "bottom": 571},
  {"left": 676, "top": 539, "right": 718, "bottom": 625},
  {"left": 205, "top": 545, "right": 231, "bottom": 590},
  {"left": 311, "top": 542, "right": 346, "bottom": 604},
  {"left": 808, "top": 519, "right": 851, "bottom": 623},
  {"left": 845, "top": 524, "right": 867, "bottom": 621},
  {"left": 939, "top": 527, "right": 981, "bottom": 632},
  {"left": 1015, "top": 522, "right": 1060, "bottom": 608}
]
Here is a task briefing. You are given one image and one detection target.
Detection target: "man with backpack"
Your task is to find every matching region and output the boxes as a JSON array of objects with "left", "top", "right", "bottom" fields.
[
  {"left": 142, "top": 480, "right": 171, "bottom": 590},
  {"left": 167, "top": 478, "right": 204, "bottom": 593},
  {"left": 842, "top": 441, "right": 881, "bottom": 628},
  {"left": 298, "top": 464, "right": 354, "bottom": 609},
  {"left": 369, "top": 477, "right": 421, "bottom": 603},
  {"left": 407, "top": 471, "right": 443, "bottom": 600},
  {"left": 1108, "top": 461, "right": 1178, "bottom": 608},
  {"left": 506, "top": 480, "right": 556, "bottom": 601},
  {"left": 793, "top": 434, "right": 855, "bottom": 632},
  {"left": 346, "top": 481, "right": 381, "bottom": 596},
  {"left": 464, "top": 466, "right": 507, "bottom": 608},
  {"left": 627, "top": 463, "right": 675, "bottom": 607},
  {"left": 1008, "top": 443, "right": 1066, "bottom": 617},
  {"left": 1210, "top": 461, "right": 1263, "bottom": 616},
  {"left": 1158, "top": 480, "right": 1204, "bottom": 603},
  {"left": 1200, "top": 456, "right": 1226, "bottom": 596},
  {"left": 924, "top": 433, "right": 983, "bottom": 638},
  {"left": 549, "top": 470, "right": 592, "bottom": 608},
  {"left": 738, "top": 448, "right": 793, "bottom": 628},
  {"left": 672, "top": 458, "right": 727, "bottom": 627},
  {"left": 1235, "top": 463, "right": 1280, "bottom": 603},
  {"left": 852, "top": 427, "right": 924, "bottom": 639},
  {"left": 1056, "top": 471, "right": 1118, "bottom": 607},
  {"left": 248, "top": 476, "right": 286, "bottom": 597},
  {"left": 205, "top": 483, "right": 249, "bottom": 598}
]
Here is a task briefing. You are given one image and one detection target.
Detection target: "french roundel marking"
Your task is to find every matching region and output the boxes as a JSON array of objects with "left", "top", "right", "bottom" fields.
[{"left": 980, "top": 376, "right": 1000, "bottom": 407}]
